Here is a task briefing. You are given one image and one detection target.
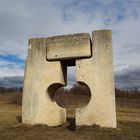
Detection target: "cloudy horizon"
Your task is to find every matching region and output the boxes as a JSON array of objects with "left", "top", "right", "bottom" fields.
[{"left": 0, "top": 0, "right": 140, "bottom": 89}]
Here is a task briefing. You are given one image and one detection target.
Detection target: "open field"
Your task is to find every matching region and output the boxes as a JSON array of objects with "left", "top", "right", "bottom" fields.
[{"left": 0, "top": 93, "right": 140, "bottom": 140}]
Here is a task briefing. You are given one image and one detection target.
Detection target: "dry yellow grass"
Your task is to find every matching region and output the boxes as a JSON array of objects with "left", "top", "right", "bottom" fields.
[
  {"left": 0, "top": 93, "right": 140, "bottom": 140},
  {"left": 0, "top": 94, "right": 21, "bottom": 127}
]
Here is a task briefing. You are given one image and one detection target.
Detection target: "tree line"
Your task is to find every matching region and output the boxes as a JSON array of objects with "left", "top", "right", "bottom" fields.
[
  {"left": 115, "top": 88, "right": 140, "bottom": 99},
  {"left": 0, "top": 86, "right": 140, "bottom": 99},
  {"left": 0, "top": 87, "right": 22, "bottom": 93}
]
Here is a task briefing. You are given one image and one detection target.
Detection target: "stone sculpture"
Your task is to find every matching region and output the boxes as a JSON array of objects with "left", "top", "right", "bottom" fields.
[{"left": 22, "top": 30, "right": 116, "bottom": 128}]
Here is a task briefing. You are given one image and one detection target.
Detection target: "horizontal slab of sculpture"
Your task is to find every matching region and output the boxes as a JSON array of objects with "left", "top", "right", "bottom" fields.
[
  {"left": 22, "top": 30, "right": 116, "bottom": 128},
  {"left": 46, "top": 33, "right": 91, "bottom": 60}
]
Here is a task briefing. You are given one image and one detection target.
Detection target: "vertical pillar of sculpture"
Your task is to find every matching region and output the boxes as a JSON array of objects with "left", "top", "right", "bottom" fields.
[
  {"left": 22, "top": 38, "right": 66, "bottom": 126},
  {"left": 76, "top": 30, "right": 116, "bottom": 128}
]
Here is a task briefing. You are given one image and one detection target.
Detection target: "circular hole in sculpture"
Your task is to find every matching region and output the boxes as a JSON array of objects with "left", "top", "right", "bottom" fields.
[
  {"left": 47, "top": 83, "right": 64, "bottom": 101},
  {"left": 54, "top": 82, "right": 91, "bottom": 108}
]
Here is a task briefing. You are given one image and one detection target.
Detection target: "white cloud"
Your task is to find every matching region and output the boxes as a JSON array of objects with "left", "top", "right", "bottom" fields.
[
  {"left": 0, "top": 67, "right": 23, "bottom": 77},
  {"left": 0, "top": 0, "right": 140, "bottom": 88},
  {"left": 0, "top": 59, "right": 24, "bottom": 77}
]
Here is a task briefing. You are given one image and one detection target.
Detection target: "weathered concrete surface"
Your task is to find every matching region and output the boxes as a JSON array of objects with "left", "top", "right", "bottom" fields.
[
  {"left": 76, "top": 30, "right": 116, "bottom": 128},
  {"left": 46, "top": 33, "right": 91, "bottom": 60},
  {"left": 22, "top": 38, "right": 66, "bottom": 126},
  {"left": 23, "top": 30, "right": 116, "bottom": 128}
]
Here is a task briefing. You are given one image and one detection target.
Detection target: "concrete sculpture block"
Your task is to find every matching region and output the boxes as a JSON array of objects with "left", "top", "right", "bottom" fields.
[
  {"left": 22, "top": 30, "right": 116, "bottom": 128},
  {"left": 46, "top": 33, "right": 91, "bottom": 60},
  {"left": 76, "top": 30, "right": 116, "bottom": 128},
  {"left": 22, "top": 38, "right": 66, "bottom": 126}
]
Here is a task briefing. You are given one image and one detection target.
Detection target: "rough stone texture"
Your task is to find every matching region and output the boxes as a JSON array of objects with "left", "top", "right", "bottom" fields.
[
  {"left": 46, "top": 33, "right": 91, "bottom": 60},
  {"left": 22, "top": 38, "right": 66, "bottom": 126},
  {"left": 22, "top": 30, "right": 116, "bottom": 128},
  {"left": 76, "top": 30, "right": 116, "bottom": 128}
]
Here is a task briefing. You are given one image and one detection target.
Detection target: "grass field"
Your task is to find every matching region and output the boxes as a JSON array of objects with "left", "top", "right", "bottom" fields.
[{"left": 0, "top": 93, "right": 140, "bottom": 140}]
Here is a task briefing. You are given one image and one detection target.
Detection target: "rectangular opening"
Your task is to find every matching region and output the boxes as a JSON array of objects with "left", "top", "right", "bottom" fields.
[{"left": 67, "top": 66, "right": 76, "bottom": 87}]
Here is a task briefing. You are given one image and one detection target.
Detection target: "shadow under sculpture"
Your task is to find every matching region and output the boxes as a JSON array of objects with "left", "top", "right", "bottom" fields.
[{"left": 22, "top": 30, "right": 116, "bottom": 128}]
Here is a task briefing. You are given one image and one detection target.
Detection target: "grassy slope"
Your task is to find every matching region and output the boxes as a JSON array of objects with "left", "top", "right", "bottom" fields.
[{"left": 0, "top": 93, "right": 140, "bottom": 140}]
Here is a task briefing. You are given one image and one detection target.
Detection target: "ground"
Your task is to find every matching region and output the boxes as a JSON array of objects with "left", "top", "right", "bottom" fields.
[{"left": 0, "top": 93, "right": 140, "bottom": 140}]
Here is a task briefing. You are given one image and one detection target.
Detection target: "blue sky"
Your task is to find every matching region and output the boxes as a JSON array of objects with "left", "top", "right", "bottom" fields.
[{"left": 0, "top": 0, "right": 140, "bottom": 89}]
